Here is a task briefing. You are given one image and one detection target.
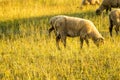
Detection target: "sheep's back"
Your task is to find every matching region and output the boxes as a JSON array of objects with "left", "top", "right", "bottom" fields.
[
  {"left": 65, "top": 17, "right": 96, "bottom": 33},
  {"left": 102, "top": 0, "right": 119, "bottom": 7},
  {"left": 65, "top": 17, "right": 83, "bottom": 30},
  {"left": 65, "top": 17, "right": 97, "bottom": 35},
  {"left": 49, "top": 15, "right": 65, "bottom": 25}
]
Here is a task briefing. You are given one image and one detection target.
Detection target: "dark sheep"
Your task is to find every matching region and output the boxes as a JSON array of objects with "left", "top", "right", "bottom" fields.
[{"left": 96, "top": 0, "right": 120, "bottom": 15}]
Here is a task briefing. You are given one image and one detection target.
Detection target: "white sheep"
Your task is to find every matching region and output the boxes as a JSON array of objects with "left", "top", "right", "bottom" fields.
[
  {"left": 80, "top": 0, "right": 100, "bottom": 9},
  {"left": 109, "top": 9, "right": 120, "bottom": 37},
  {"left": 53, "top": 16, "right": 104, "bottom": 49}
]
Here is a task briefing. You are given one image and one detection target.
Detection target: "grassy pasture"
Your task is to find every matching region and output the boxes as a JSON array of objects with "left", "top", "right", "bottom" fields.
[{"left": 0, "top": 0, "right": 120, "bottom": 80}]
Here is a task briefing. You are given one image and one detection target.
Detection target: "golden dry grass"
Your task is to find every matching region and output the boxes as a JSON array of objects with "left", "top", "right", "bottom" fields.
[{"left": 0, "top": 0, "right": 120, "bottom": 80}]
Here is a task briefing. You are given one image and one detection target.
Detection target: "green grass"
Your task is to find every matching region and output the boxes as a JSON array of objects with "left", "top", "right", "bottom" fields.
[{"left": 0, "top": 0, "right": 120, "bottom": 80}]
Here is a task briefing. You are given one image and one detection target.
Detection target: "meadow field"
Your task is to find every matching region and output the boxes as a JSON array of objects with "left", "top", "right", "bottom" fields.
[{"left": 0, "top": 0, "right": 120, "bottom": 80}]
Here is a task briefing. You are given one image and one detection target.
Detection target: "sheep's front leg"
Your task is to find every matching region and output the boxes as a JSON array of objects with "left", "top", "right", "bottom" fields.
[
  {"left": 56, "top": 35, "right": 61, "bottom": 50},
  {"left": 80, "top": 37, "right": 84, "bottom": 49}
]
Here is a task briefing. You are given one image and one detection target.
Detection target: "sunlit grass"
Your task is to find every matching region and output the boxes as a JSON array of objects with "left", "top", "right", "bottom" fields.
[{"left": 0, "top": 0, "right": 120, "bottom": 80}]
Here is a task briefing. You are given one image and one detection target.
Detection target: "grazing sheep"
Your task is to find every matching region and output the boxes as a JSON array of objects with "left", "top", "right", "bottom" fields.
[
  {"left": 80, "top": 0, "right": 100, "bottom": 8},
  {"left": 96, "top": 0, "right": 120, "bottom": 15},
  {"left": 109, "top": 9, "right": 120, "bottom": 37},
  {"left": 53, "top": 16, "right": 104, "bottom": 49},
  {"left": 48, "top": 15, "right": 65, "bottom": 36}
]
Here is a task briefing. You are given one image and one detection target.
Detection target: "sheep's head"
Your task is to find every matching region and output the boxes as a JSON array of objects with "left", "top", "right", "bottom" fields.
[
  {"left": 96, "top": 5, "right": 105, "bottom": 15},
  {"left": 96, "top": 9, "right": 102, "bottom": 15},
  {"left": 94, "top": 37, "right": 104, "bottom": 47}
]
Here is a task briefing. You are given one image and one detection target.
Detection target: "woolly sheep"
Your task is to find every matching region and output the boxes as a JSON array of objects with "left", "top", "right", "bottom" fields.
[
  {"left": 53, "top": 16, "right": 104, "bottom": 49},
  {"left": 109, "top": 9, "right": 120, "bottom": 37},
  {"left": 48, "top": 15, "right": 65, "bottom": 36},
  {"left": 80, "top": 0, "right": 100, "bottom": 9},
  {"left": 96, "top": 0, "right": 120, "bottom": 15}
]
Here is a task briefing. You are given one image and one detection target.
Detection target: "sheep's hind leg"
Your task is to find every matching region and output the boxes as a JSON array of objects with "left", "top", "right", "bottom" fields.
[
  {"left": 61, "top": 35, "right": 66, "bottom": 48},
  {"left": 80, "top": 37, "right": 84, "bottom": 49},
  {"left": 56, "top": 35, "right": 61, "bottom": 50},
  {"left": 85, "top": 38, "right": 89, "bottom": 47}
]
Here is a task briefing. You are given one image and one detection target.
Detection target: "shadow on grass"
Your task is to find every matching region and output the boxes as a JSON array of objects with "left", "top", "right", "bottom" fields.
[
  {"left": 0, "top": 10, "right": 107, "bottom": 39},
  {"left": 0, "top": 16, "right": 50, "bottom": 39}
]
